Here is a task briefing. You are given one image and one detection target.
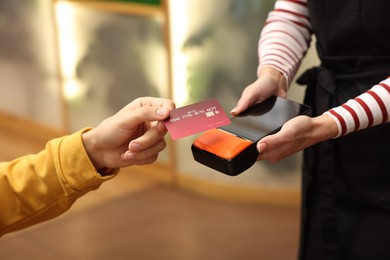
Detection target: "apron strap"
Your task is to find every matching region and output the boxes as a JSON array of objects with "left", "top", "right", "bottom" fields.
[
  {"left": 296, "top": 67, "right": 335, "bottom": 116},
  {"left": 297, "top": 67, "right": 340, "bottom": 259}
]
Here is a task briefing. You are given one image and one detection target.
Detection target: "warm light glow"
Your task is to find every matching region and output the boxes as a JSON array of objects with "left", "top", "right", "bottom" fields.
[
  {"left": 169, "top": 0, "right": 189, "bottom": 106},
  {"left": 55, "top": 1, "right": 82, "bottom": 100},
  {"left": 63, "top": 78, "right": 83, "bottom": 100}
]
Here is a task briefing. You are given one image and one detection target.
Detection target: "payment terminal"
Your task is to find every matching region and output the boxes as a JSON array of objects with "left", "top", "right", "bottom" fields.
[{"left": 191, "top": 96, "right": 312, "bottom": 176}]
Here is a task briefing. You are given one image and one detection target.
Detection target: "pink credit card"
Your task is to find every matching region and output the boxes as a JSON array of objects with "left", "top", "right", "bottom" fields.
[{"left": 164, "top": 98, "right": 231, "bottom": 140}]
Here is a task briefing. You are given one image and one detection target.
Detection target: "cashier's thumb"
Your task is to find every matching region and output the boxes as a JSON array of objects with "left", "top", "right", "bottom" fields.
[{"left": 257, "top": 142, "right": 267, "bottom": 154}]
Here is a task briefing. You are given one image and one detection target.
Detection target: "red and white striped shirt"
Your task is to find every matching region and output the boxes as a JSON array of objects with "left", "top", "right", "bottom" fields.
[{"left": 259, "top": 0, "right": 390, "bottom": 137}]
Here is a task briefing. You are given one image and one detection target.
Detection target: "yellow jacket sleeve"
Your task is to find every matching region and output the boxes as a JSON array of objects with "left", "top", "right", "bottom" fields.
[{"left": 0, "top": 128, "right": 116, "bottom": 237}]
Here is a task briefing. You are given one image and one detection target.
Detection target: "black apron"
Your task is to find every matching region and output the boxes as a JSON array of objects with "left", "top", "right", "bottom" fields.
[{"left": 297, "top": 1, "right": 390, "bottom": 260}]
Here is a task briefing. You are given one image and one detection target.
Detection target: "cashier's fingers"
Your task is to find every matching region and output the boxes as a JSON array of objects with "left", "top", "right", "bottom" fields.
[
  {"left": 230, "top": 84, "right": 261, "bottom": 116},
  {"left": 256, "top": 136, "right": 300, "bottom": 163},
  {"left": 256, "top": 141, "right": 288, "bottom": 163},
  {"left": 256, "top": 133, "right": 301, "bottom": 163},
  {"left": 256, "top": 116, "right": 317, "bottom": 162}
]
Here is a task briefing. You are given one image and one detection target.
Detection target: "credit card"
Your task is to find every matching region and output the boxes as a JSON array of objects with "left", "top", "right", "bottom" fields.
[{"left": 164, "top": 98, "right": 231, "bottom": 140}]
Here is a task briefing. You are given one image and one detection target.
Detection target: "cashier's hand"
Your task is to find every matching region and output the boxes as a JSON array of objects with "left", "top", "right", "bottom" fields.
[
  {"left": 256, "top": 114, "right": 339, "bottom": 163},
  {"left": 230, "top": 67, "right": 287, "bottom": 116},
  {"left": 82, "top": 97, "right": 175, "bottom": 172}
]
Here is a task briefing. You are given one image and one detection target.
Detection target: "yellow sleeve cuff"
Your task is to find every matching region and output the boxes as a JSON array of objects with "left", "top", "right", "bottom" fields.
[{"left": 52, "top": 128, "right": 117, "bottom": 193}]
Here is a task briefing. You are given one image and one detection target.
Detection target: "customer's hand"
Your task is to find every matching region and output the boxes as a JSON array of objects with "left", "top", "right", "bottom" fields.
[{"left": 82, "top": 97, "right": 175, "bottom": 170}]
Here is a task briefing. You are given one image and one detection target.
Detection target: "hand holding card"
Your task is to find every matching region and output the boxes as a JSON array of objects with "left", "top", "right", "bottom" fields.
[{"left": 163, "top": 99, "right": 230, "bottom": 140}]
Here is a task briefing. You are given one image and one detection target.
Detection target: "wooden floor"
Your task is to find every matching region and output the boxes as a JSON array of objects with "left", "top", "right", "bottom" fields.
[
  {"left": 0, "top": 116, "right": 301, "bottom": 259},
  {"left": 0, "top": 186, "right": 300, "bottom": 260}
]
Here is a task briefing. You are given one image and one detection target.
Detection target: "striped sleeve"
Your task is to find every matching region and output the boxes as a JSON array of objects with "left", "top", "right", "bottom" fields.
[
  {"left": 258, "top": 0, "right": 312, "bottom": 86},
  {"left": 325, "top": 77, "right": 390, "bottom": 137}
]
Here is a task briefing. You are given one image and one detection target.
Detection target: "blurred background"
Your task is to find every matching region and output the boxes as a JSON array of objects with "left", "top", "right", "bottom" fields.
[{"left": 0, "top": 0, "right": 319, "bottom": 259}]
